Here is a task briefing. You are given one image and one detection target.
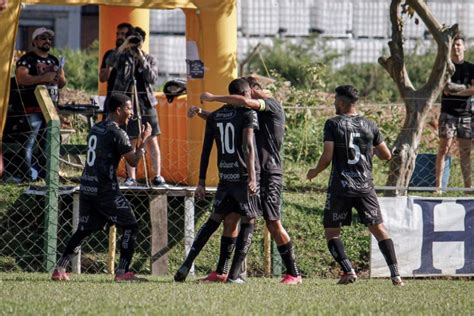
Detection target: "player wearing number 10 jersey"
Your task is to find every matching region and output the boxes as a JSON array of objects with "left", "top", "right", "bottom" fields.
[
  {"left": 52, "top": 94, "right": 151, "bottom": 282},
  {"left": 174, "top": 79, "right": 260, "bottom": 283},
  {"left": 307, "top": 85, "right": 404, "bottom": 286}
]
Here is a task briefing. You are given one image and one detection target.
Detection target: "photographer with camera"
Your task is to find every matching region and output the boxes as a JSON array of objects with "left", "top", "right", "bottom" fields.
[
  {"left": 106, "top": 27, "right": 165, "bottom": 187},
  {"left": 99, "top": 22, "right": 134, "bottom": 115}
]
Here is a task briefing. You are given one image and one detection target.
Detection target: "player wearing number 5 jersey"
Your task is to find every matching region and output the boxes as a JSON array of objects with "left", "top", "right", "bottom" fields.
[
  {"left": 52, "top": 94, "right": 151, "bottom": 282},
  {"left": 307, "top": 85, "right": 404, "bottom": 286}
]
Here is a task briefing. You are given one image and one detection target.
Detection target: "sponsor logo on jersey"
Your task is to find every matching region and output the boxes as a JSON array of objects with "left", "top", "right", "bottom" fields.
[
  {"left": 220, "top": 173, "right": 241, "bottom": 181},
  {"left": 215, "top": 109, "right": 236, "bottom": 120},
  {"left": 219, "top": 161, "right": 239, "bottom": 169}
]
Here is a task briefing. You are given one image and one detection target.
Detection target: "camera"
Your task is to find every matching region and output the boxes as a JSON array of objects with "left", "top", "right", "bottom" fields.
[{"left": 128, "top": 35, "right": 143, "bottom": 46}]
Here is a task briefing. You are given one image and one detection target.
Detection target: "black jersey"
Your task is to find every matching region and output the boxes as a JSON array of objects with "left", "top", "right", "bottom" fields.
[
  {"left": 80, "top": 120, "right": 133, "bottom": 197},
  {"left": 16, "top": 51, "right": 60, "bottom": 111},
  {"left": 199, "top": 105, "right": 259, "bottom": 183},
  {"left": 256, "top": 98, "right": 285, "bottom": 175},
  {"left": 441, "top": 61, "right": 474, "bottom": 117},
  {"left": 101, "top": 49, "right": 117, "bottom": 95},
  {"left": 324, "top": 115, "right": 383, "bottom": 196}
]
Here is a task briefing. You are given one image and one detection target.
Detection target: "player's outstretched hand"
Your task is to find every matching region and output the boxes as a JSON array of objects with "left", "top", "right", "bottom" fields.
[
  {"left": 140, "top": 122, "right": 152, "bottom": 142},
  {"left": 306, "top": 168, "right": 318, "bottom": 181},
  {"left": 248, "top": 179, "right": 257, "bottom": 195},
  {"left": 195, "top": 184, "right": 206, "bottom": 200},
  {"left": 187, "top": 106, "right": 201, "bottom": 118},
  {"left": 200, "top": 92, "right": 214, "bottom": 102}
]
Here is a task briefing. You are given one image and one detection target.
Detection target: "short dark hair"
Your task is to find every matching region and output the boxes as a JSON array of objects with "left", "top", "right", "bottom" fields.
[
  {"left": 453, "top": 34, "right": 465, "bottom": 43},
  {"left": 134, "top": 27, "right": 146, "bottom": 42},
  {"left": 108, "top": 94, "right": 131, "bottom": 112},
  {"left": 335, "top": 85, "right": 359, "bottom": 104},
  {"left": 228, "top": 78, "right": 250, "bottom": 95},
  {"left": 117, "top": 23, "right": 133, "bottom": 31},
  {"left": 242, "top": 76, "right": 262, "bottom": 90}
]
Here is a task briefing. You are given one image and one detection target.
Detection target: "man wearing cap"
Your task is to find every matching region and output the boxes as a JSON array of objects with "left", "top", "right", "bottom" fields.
[{"left": 15, "top": 27, "right": 66, "bottom": 181}]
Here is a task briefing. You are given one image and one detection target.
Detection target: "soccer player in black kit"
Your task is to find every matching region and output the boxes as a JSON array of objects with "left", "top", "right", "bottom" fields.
[
  {"left": 174, "top": 78, "right": 260, "bottom": 284},
  {"left": 198, "top": 77, "right": 301, "bottom": 284},
  {"left": 52, "top": 94, "right": 151, "bottom": 282},
  {"left": 306, "top": 85, "right": 404, "bottom": 286}
]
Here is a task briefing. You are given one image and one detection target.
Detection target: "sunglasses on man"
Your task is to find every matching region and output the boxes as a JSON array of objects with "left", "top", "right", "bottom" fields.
[{"left": 37, "top": 35, "right": 54, "bottom": 41}]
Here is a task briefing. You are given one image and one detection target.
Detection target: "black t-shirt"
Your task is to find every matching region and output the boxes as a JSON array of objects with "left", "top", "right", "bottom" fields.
[
  {"left": 441, "top": 61, "right": 474, "bottom": 117},
  {"left": 256, "top": 98, "right": 285, "bottom": 175},
  {"left": 16, "top": 52, "right": 60, "bottom": 112},
  {"left": 199, "top": 105, "right": 259, "bottom": 183},
  {"left": 80, "top": 120, "right": 133, "bottom": 197},
  {"left": 324, "top": 115, "right": 383, "bottom": 196},
  {"left": 101, "top": 49, "right": 117, "bottom": 95}
]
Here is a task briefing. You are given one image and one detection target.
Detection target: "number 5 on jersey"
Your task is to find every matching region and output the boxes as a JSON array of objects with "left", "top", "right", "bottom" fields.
[{"left": 348, "top": 132, "right": 361, "bottom": 165}]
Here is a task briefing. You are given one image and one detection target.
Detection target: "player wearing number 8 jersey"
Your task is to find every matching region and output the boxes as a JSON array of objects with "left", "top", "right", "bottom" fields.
[
  {"left": 307, "top": 85, "right": 404, "bottom": 286},
  {"left": 52, "top": 94, "right": 151, "bottom": 282}
]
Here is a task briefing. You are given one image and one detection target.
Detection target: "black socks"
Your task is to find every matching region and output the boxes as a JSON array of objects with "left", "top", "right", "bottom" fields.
[
  {"left": 328, "top": 238, "right": 354, "bottom": 273},
  {"left": 378, "top": 238, "right": 400, "bottom": 277},
  {"left": 181, "top": 218, "right": 221, "bottom": 269},
  {"left": 227, "top": 223, "right": 255, "bottom": 280},
  {"left": 216, "top": 236, "right": 237, "bottom": 275},
  {"left": 277, "top": 241, "right": 300, "bottom": 277}
]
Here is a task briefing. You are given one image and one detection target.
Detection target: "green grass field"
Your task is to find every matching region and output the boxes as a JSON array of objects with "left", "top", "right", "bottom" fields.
[{"left": 0, "top": 273, "right": 472, "bottom": 315}]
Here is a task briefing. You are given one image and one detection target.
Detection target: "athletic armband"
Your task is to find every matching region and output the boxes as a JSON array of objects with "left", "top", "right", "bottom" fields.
[{"left": 258, "top": 99, "right": 266, "bottom": 111}]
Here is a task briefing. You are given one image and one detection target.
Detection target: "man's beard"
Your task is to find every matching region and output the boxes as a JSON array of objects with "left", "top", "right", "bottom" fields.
[
  {"left": 38, "top": 44, "right": 50, "bottom": 52},
  {"left": 116, "top": 39, "right": 124, "bottom": 48}
]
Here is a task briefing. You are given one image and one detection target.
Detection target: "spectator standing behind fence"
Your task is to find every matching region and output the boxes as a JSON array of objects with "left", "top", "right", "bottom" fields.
[
  {"left": 107, "top": 27, "right": 165, "bottom": 187},
  {"left": 15, "top": 27, "right": 66, "bottom": 181},
  {"left": 435, "top": 35, "right": 474, "bottom": 192},
  {"left": 52, "top": 94, "right": 151, "bottom": 282},
  {"left": 306, "top": 85, "right": 404, "bottom": 286},
  {"left": 99, "top": 22, "right": 134, "bottom": 116}
]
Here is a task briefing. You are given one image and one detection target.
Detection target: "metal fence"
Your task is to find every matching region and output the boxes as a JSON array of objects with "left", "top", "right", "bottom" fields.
[{"left": 2, "top": 95, "right": 473, "bottom": 277}]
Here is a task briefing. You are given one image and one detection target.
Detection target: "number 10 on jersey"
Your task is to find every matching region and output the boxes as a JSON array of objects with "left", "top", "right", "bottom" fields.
[{"left": 217, "top": 122, "right": 235, "bottom": 154}]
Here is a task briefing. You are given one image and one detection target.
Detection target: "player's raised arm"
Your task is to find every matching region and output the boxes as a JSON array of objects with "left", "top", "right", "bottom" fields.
[
  {"left": 201, "top": 92, "right": 262, "bottom": 110},
  {"left": 242, "top": 126, "right": 257, "bottom": 193},
  {"left": 196, "top": 119, "right": 214, "bottom": 200},
  {"left": 187, "top": 105, "right": 211, "bottom": 120},
  {"left": 307, "top": 141, "right": 334, "bottom": 181},
  {"left": 123, "top": 122, "right": 152, "bottom": 167}
]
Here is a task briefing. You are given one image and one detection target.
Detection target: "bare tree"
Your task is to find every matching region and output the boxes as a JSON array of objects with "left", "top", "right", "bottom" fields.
[{"left": 378, "top": 0, "right": 459, "bottom": 195}]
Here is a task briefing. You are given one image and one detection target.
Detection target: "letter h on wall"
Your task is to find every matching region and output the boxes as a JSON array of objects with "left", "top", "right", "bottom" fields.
[{"left": 413, "top": 199, "right": 474, "bottom": 275}]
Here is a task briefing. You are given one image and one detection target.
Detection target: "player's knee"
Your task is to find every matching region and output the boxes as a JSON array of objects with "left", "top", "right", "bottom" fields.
[
  {"left": 266, "top": 220, "right": 282, "bottom": 233},
  {"left": 210, "top": 213, "right": 224, "bottom": 223},
  {"left": 368, "top": 223, "right": 389, "bottom": 241},
  {"left": 241, "top": 217, "right": 255, "bottom": 225}
]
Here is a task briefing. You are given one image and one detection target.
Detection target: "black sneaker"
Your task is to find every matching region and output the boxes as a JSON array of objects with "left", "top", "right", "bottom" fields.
[
  {"left": 174, "top": 265, "right": 190, "bottom": 282},
  {"left": 152, "top": 175, "right": 166, "bottom": 186}
]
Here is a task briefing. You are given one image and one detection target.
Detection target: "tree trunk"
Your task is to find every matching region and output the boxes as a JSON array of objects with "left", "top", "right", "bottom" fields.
[
  {"left": 386, "top": 96, "right": 434, "bottom": 195},
  {"left": 380, "top": 0, "right": 458, "bottom": 195}
]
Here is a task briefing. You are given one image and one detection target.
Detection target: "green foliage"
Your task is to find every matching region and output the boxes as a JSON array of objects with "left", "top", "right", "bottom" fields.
[{"left": 50, "top": 41, "right": 99, "bottom": 93}]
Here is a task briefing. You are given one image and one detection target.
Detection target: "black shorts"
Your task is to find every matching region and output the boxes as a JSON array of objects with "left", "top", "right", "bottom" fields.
[
  {"left": 126, "top": 107, "right": 160, "bottom": 138},
  {"left": 323, "top": 191, "right": 383, "bottom": 228},
  {"left": 438, "top": 113, "right": 471, "bottom": 139},
  {"left": 260, "top": 173, "right": 282, "bottom": 221},
  {"left": 213, "top": 181, "right": 261, "bottom": 219},
  {"left": 77, "top": 193, "right": 137, "bottom": 231}
]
